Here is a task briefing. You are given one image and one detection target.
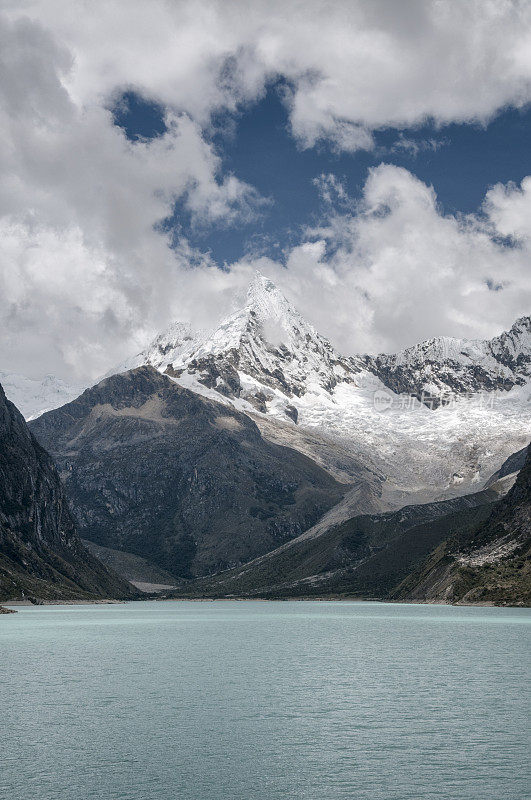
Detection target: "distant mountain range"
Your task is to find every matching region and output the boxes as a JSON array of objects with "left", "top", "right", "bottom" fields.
[
  {"left": 1, "top": 273, "right": 530, "bottom": 604},
  {"left": 368, "top": 314, "right": 530, "bottom": 403},
  {"left": 119, "top": 273, "right": 530, "bottom": 411}
]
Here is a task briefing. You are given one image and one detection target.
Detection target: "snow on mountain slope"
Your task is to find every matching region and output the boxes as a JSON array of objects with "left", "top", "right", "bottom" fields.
[
  {"left": 0, "top": 371, "right": 82, "bottom": 420},
  {"left": 369, "top": 316, "right": 531, "bottom": 404},
  {"left": 117, "top": 274, "right": 364, "bottom": 415},
  {"left": 110, "top": 321, "right": 209, "bottom": 375},
  {"left": 107, "top": 273, "right": 531, "bottom": 506},
  {"left": 185, "top": 275, "right": 364, "bottom": 400}
]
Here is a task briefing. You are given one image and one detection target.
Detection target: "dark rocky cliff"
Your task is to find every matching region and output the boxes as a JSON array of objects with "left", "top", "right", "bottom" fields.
[
  {"left": 393, "top": 444, "right": 530, "bottom": 605},
  {"left": 30, "top": 367, "right": 345, "bottom": 578},
  {"left": 178, "top": 449, "right": 529, "bottom": 606},
  {"left": 0, "top": 383, "right": 134, "bottom": 601},
  {"left": 173, "top": 486, "right": 500, "bottom": 599}
]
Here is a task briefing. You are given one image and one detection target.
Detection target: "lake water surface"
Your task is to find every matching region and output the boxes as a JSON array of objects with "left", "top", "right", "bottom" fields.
[{"left": 1, "top": 600, "right": 530, "bottom": 800}]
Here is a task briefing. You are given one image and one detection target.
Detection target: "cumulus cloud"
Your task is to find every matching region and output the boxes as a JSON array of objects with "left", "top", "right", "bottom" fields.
[
  {"left": 133, "top": 164, "right": 531, "bottom": 360},
  {"left": 0, "top": 13, "right": 263, "bottom": 379},
  {"left": 9, "top": 0, "right": 531, "bottom": 144},
  {"left": 219, "top": 165, "right": 531, "bottom": 357},
  {"left": 0, "top": 2, "right": 530, "bottom": 381},
  {"left": 483, "top": 176, "right": 531, "bottom": 241}
]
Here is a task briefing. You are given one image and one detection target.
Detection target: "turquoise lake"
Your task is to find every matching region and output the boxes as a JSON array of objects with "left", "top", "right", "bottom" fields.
[{"left": 1, "top": 600, "right": 530, "bottom": 800}]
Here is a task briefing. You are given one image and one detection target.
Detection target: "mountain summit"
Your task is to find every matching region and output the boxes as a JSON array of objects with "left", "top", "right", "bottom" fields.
[
  {"left": 179, "top": 273, "right": 363, "bottom": 411},
  {"left": 119, "top": 272, "right": 363, "bottom": 417}
]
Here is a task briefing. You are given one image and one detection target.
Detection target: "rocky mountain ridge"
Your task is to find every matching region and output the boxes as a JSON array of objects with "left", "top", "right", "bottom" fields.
[
  {"left": 6, "top": 276, "right": 529, "bottom": 505},
  {"left": 9, "top": 275, "right": 529, "bottom": 431},
  {"left": 393, "top": 444, "right": 530, "bottom": 605},
  {"left": 0, "top": 382, "right": 134, "bottom": 601},
  {"left": 171, "top": 484, "right": 503, "bottom": 600},
  {"left": 30, "top": 367, "right": 347, "bottom": 578},
  {"left": 166, "top": 445, "right": 529, "bottom": 604},
  {"left": 119, "top": 274, "right": 530, "bottom": 410},
  {"left": 369, "top": 316, "right": 530, "bottom": 405}
]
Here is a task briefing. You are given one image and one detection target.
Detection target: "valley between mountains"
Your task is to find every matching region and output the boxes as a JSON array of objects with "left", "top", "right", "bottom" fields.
[{"left": 1, "top": 275, "right": 530, "bottom": 605}]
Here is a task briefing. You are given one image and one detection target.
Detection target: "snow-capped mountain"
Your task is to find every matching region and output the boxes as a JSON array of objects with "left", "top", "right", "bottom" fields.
[
  {"left": 114, "top": 273, "right": 531, "bottom": 505},
  {"left": 119, "top": 274, "right": 364, "bottom": 419},
  {"left": 122, "top": 274, "right": 530, "bottom": 413},
  {"left": 0, "top": 371, "right": 82, "bottom": 420},
  {"left": 369, "top": 316, "right": 531, "bottom": 405}
]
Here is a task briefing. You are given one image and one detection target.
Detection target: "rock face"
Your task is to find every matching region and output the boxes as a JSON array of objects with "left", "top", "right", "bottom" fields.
[
  {"left": 30, "top": 367, "right": 345, "bottom": 578},
  {"left": 393, "top": 445, "right": 531, "bottom": 606},
  {"left": 484, "top": 445, "right": 528, "bottom": 488},
  {"left": 0, "top": 383, "right": 134, "bottom": 601}
]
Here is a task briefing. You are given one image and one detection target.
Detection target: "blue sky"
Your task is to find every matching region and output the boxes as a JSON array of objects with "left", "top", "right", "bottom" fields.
[{"left": 113, "top": 86, "right": 531, "bottom": 265}]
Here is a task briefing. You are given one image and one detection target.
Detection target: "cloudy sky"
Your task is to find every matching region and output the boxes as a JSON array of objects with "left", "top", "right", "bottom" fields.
[{"left": 1, "top": 0, "right": 530, "bottom": 382}]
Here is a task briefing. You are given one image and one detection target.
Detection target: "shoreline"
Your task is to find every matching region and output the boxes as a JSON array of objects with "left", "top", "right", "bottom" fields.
[
  {"left": 2, "top": 596, "right": 528, "bottom": 609},
  {"left": 1, "top": 598, "right": 125, "bottom": 609}
]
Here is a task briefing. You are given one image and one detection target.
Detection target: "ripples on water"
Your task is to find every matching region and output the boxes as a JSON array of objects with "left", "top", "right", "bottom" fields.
[{"left": 1, "top": 600, "right": 529, "bottom": 800}]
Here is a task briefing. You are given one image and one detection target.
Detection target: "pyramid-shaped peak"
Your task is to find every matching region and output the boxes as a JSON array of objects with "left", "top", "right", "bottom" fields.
[
  {"left": 247, "top": 270, "right": 275, "bottom": 288},
  {"left": 247, "top": 271, "right": 282, "bottom": 298},
  {"left": 245, "top": 272, "right": 296, "bottom": 319}
]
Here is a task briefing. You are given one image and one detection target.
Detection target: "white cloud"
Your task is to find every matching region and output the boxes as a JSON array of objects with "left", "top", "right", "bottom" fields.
[
  {"left": 0, "top": 13, "right": 263, "bottom": 379},
  {"left": 312, "top": 174, "right": 352, "bottom": 208},
  {"left": 390, "top": 133, "right": 448, "bottom": 157},
  {"left": 483, "top": 176, "right": 531, "bottom": 241}
]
